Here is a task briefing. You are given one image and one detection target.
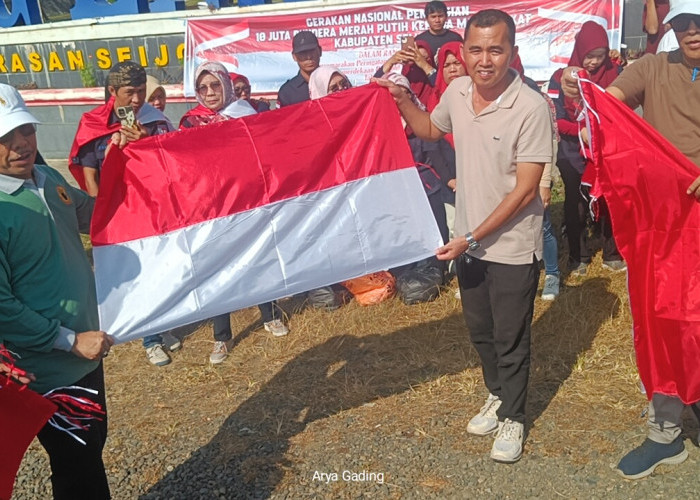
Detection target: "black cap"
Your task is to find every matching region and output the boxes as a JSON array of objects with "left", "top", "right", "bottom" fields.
[{"left": 292, "top": 31, "right": 320, "bottom": 53}]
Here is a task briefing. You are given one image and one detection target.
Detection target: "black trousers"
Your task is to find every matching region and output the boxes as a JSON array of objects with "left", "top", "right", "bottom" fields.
[
  {"left": 37, "top": 364, "right": 110, "bottom": 500},
  {"left": 558, "top": 159, "right": 621, "bottom": 264},
  {"left": 456, "top": 255, "right": 538, "bottom": 424}
]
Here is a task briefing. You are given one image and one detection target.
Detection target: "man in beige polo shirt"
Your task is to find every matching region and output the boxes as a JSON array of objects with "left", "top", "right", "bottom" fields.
[{"left": 376, "top": 9, "right": 552, "bottom": 463}]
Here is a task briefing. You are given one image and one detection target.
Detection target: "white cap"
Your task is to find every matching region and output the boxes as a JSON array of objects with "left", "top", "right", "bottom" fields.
[
  {"left": 0, "top": 84, "right": 40, "bottom": 137},
  {"left": 664, "top": 0, "right": 700, "bottom": 24}
]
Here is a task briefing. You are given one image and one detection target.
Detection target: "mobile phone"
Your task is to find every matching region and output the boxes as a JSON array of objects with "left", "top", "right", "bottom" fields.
[
  {"left": 401, "top": 35, "right": 416, "bottom": 51},
  {"left": 116, "top": 106, "right": 135, "bottom": 128}
]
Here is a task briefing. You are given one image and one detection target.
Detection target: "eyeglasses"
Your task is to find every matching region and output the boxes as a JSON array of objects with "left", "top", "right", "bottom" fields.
[
  {"left": 0, "top": 123, "right": 36, "bottom": 146},
  {"left": 328, "top": 79, "right": 351, "bottom": 94},
  {"left": 233, "top": 84, "right": 251, "bottom": 96},
  {"left": 670, "top": 14, "right": 700, "bottom": 32},
  {"left": 196, "top": 81, "right": 222, "bottom": 96}
]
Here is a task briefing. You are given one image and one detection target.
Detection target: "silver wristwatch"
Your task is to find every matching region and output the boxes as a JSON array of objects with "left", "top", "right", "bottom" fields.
[{"left": 465, "top": 232, "right": 481, "bottom": 251}]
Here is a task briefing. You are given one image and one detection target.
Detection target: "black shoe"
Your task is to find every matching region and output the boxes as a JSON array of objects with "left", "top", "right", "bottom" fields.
[{"left": 617, "top": 437, "right": 688, "bottom": 479}]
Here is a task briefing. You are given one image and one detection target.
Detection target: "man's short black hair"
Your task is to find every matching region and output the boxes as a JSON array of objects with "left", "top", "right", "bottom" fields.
[
  {"left": 425, "top": 1, "right": 447, "bottom": 17},
  {"left": 464, "top": 9, "right": 516, "bottom": 47}
]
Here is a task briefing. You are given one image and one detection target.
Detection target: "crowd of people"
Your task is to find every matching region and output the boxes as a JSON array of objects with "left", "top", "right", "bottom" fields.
[{"left": 2, "top": 0, "right": 699, "bottom": 497}]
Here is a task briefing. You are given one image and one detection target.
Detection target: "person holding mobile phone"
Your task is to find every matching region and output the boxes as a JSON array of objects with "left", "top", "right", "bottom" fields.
[
  {"left": 68, "top": 62, "right": 173, "bottom": 198},
  {"left": 373, "top": 39, "right": 437, "bottom": 107},
  {"left": 68, "top": 63, "right": 175, "bottom": 367}
]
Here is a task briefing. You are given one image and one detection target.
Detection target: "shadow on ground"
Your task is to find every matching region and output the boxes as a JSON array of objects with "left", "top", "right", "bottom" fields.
[{"left": 142, "top": 277, "right": 619, "bottom": 499}]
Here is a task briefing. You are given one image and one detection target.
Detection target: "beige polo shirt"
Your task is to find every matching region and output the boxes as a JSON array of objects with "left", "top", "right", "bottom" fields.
[
  {"left": 430, "top": 70, "right": 553, "bottom": 265},
  {"left": 611, "top": 50, "right": 700, "bottom": 167}
]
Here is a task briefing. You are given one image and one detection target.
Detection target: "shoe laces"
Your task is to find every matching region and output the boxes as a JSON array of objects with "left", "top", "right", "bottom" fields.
[
  {"left": 545, "top": 275, "right": 558, "bottom": 286},
  {"left": 479, "top": 394, "right": 500, "bottom": 418},
  {"left": 497, "top": 419, "right": 522, "bottom": 442},
  {"left": 212, "top": 341, "right": 227, "bottom": 354}
]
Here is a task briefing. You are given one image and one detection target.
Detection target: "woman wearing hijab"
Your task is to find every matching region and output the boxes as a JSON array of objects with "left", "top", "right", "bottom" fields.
[
  {"left": 427, "top": 40, "right": 466, "bottom": 111},
  {"left": 230, "top": 73, "right": 271, "bottom": 112},
  {"left": 548, "top": 21, "right": 624, "bottom": 275},
  {"left": 180, "top": 61, "right": 256, "bottom": 128},
  {"left": 179, "top": 62, "right": 289, "bottom": 364},
  {"left": 146, "top": 75, "right": 167, "bottom": 112},
  {"left": 308, "top": 66, "right": 352, "bottom": 99}
]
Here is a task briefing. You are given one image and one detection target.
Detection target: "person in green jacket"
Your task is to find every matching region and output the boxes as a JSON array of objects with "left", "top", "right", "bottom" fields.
[{"left": 0, "top": 83, "right": 114, "bottom": 499}]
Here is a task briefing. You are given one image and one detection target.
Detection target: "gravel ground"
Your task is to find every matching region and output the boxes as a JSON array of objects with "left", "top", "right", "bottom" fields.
[
  {"left": 13, "top": 409, "right": 700, "bottom": 499},
  {"left": 10, "top": 160, "right": 700, "bottom": 499}
]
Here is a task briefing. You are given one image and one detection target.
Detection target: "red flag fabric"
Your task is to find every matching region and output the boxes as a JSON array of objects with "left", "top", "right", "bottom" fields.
[
  {"left": 92, "top": 84, "right": 443, "bottom": 341},
  {"left": 68, "top": 96, "right": 121, "bottom": 191},
  {"left": 579, "top": 78, "right": 700, "bottom": 404},
  {"left": 0, "top": 380, "right": 57, "bottom": 500}
]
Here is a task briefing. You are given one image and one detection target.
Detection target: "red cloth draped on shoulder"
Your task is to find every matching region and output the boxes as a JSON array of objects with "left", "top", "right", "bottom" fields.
[
  {"left": 552, "top": 21, "right": 620, "bottom": 136},
  {"left": 403, "top": 39, "right": 436, "bottom": 107},
  {"left": 427, "top": 40, "right": 466, "bottom": 112},
  {"left": 178, "top": 104, "right": 224, "bottom": 128},
  {"left": 68, "top": 96, "right": 121, "bottom": 190}
]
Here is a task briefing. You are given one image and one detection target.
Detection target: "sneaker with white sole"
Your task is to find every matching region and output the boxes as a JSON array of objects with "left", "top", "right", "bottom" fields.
[
  {"left": 467, "top": 393, "right": 502, "bottom": 436},
  {"left": 541, "top": 274, "right": 560, "bottom": 301},
  {"left": 264, "top": 319, "right": 289, "bottom": 337},
  {"left": 209, "top": 341, "right": 229, "bottom": 365},
  {"left": 616, "top": 436, "right": 687, "bottom": 479},
  {"left": 491, "top": 418, "right": 524, "bottom": 463},
  {"left": 145, "top": 344, "right": 171, "bottom": 367},
  {"left": 161, "top": 332, "right": 182, "bottom": 352}
]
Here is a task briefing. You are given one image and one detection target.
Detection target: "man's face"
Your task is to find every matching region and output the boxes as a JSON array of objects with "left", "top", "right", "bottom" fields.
[
  {"left": 427, "top": 11, "right": 447, "bottom": 34},
  {"left": 293, "top": 47, "right": 322, "bottom": 73},
  {"left": 463, "top": 22, "right": 516, "bottom": 92},
  {"left": 0, "top": 124, "right": 38, "bottom": 179},
  {"left": 672, "top": 14, "right": 700, "bottom": 64},
  {"left": 110, "top": 84, "right": 147, "bottom": 113}
]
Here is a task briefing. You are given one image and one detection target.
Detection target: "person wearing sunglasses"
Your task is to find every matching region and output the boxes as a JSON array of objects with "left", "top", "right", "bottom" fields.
[
  {"left": 308, "top": 66, "right": 353, "bottom": 99},
  {"left": 179, "top": 62, "right": 256, "bottom": 128},
  {"left": 562, "top": 0, "right": 700, "bottom": 481},
  {"left": 230, "top": 73, "right": 271, "bottom": 112},
  {"left": 179, "top": 62, "right": 289, "bottom": 362}
]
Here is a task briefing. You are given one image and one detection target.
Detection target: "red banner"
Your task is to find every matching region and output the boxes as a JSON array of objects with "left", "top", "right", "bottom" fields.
[{"left": 184, "top": 0, "right": 623, "bottom": 95}]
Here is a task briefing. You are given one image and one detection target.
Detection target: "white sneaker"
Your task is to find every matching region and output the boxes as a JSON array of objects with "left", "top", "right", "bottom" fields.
[
  {"left": 264, "top": 319, "right": 289, "bottom": 337},
  {"left": 491, "top": 418, "right": 524, "bottom": 463},
  {"left": 145, "top": 344, "right": 171, "bottom": 367},
  {"left": 209, "top": 341, "right": 229, "bottom": 365},
  {"left": 467, "top": 393, "right": 502, "bottom": 436},
  {"left": 541, "top": 274, "right": 560, "bottom": 301},
  {"left": 161, "top": 332, "right": 182, "bottom": 352}
]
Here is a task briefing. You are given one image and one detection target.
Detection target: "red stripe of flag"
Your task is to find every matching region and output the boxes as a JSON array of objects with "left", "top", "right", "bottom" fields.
[{"left": 91, "top": 84, "right": 414, "bottom": 246}]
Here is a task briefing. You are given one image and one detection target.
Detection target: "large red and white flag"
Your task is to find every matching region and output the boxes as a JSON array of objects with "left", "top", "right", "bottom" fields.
[
  {"left": 579, "top": 78, "right": 700, "bottom": 405},
  {"left": 92, "top": 85, "right": 443, "bottom": 343}
]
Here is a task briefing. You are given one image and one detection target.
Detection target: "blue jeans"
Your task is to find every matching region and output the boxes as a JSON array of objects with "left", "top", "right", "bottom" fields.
[
  {"left": 542, "top": 208, "right": 559, "bottom": 276},
  {"left": 142, "top": 334, "right": 163, "bottom": 348}
]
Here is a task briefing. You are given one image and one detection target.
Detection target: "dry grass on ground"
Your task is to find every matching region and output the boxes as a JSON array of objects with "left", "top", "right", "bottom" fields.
[{"left": 97, "top": 252, "right": 648, "bottom": 490}]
